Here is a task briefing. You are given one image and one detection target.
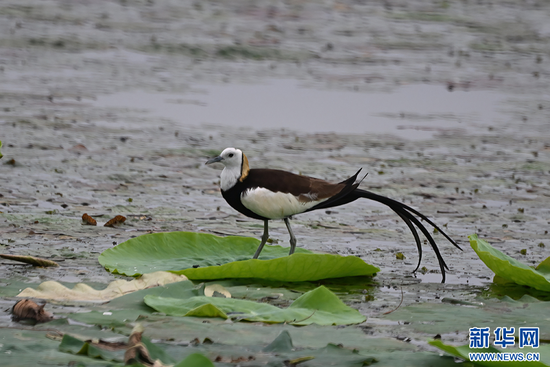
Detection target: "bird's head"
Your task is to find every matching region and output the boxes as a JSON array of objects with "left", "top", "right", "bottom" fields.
[{"left": 206, "top": 147, "right": 250, "bottom": 183}]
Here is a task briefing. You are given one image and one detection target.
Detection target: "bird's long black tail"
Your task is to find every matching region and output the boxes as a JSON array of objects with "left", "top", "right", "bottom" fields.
[{"left": 354, "top": 188, "right": 462, "bottom": 283}]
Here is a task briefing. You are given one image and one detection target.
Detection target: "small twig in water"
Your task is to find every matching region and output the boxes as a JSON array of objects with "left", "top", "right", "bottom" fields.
[
  {"left": 287, "top": 310, "right": 316, "bottom": 324},
  {"left": 382, "top": 285, "right": 404, "bottom": 315}
]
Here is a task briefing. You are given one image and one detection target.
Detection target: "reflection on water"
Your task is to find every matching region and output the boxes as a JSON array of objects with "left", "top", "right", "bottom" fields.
[{"left": 94, "top": 80, "right": 507, "bottom": 139}]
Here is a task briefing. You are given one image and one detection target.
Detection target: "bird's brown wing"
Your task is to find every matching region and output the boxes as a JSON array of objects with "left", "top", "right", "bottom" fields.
[{"left": 244, "top": 169, "right": 347, "bottom": 202}]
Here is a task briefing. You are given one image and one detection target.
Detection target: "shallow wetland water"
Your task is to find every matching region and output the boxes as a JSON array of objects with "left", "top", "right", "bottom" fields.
[{"left": 0, "top": 0, "right": 549, "bottom": 365}]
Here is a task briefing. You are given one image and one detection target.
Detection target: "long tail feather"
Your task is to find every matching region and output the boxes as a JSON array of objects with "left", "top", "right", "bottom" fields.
[
  {"left": 393, "top": 208, "right": 423, "bottom": 273},
  {"left": 357, "top": 189, "right": 461, "bottom": 251},
  {"left": 306, "top": 172, "right": 460, "bottom": 282},
  {"left": 393, "top": 205, "right": 449, "bottom": 282},
  {"left": 354, "top": 188, "right": 460, "bottom": 283}
]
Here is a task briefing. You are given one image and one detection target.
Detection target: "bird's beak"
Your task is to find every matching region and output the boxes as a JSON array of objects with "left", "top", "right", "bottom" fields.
[{"left": 205, "top": 155, "right": 224, "bottom": 165}]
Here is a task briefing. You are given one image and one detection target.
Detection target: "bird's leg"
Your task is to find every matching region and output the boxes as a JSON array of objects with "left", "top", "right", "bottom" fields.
[
  {"left": 284, "top": 218, "right": 297, "bottom": 255},
  {"left": 253, "top": 220, "right": 269, "bottom": 259}
]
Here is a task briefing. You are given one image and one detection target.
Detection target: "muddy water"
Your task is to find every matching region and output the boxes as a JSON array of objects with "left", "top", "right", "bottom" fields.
[{"left": 0, "top": 0, "right": 550, "bottom": 361}]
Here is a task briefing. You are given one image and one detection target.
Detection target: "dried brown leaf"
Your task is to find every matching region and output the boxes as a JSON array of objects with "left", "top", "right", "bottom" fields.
[
  {"left": 82, "top": 213, "right": 97, "bottom": 226},
  {"left": 215, "top": 355, "right": 255, "bottom": 363},
  {"left": 125, "top": 343, "right": 156, "bottom": 366},
  {"left": 12, "top": 299, "right": 53, "bottom": 323},
  {"left": 91, "top": 339, "right": 128, "bottom": 351},
  {"left": 128, "top": 324, "right": 144, "bottom": 347},
  {"left": 0, "top": 254, "right": 59, "bottom": 267},
  {"left": 17, "top": 271, "right": 187, "bottom": 301},
  {"left": 104, "top": 215, "right": 126, "bottom": 227},
  {"left": 128, "top": 330, "right": 143, "bottom": 346},
  {"left": 124, "top": 325, "right": 160, "bottom": 367},
  {"left": 68, "top": 144, "right": 88, "bottom": 153}
]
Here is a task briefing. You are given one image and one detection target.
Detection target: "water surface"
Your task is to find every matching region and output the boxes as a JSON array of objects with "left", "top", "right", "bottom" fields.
[{"left": 94, "top": 80, "right": 507, "bottom": 139}]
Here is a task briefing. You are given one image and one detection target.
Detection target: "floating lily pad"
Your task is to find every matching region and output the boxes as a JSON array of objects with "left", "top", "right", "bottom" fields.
[
  {"left": 175, "top": 253, "right": 378, "bottom": 282},
  {"left": 383, "top": 295, "right": 550, "bottom": 340},
  {"left": 67, "top": 280, "right": 373, "bottom": 330},
  {"left": 0, "top": 328, "right": 121, "bottom": 367},
  {"left": 144, "top": 285, "right": 366, "bottom": 325},
  {"left": 99, "top": 231, "right": 379, "bottom": 281},
  {"left": 56, "top": 327, "right": 377, "bottom": 367},
  {"left": 469, "top": 234, "right": 550, "bottom": 292},
  {"left": 256, "top": 331, "right": 377, "bottom": 367},
  {"left": 484, "top": 275, "right": 550, "bottom": 301},
  {"left": 67, "top": 280, "right": 200, "bottom": 327}
]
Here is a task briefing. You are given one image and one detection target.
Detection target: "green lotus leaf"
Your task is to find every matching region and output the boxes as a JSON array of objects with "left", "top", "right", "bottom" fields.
[
  {"left": 469, "top": 234, "right": 550, "bottom": 292},
  {"left": 175, "top": 252, "right": 378, "bottom": 282},
  {"left": 144, "top": 285, "right": 366, "bottom": 326},
  {"left": 99, "top": 231, "right": 379, "bottom": 281},
  {"left": 184, "top": 303, "right": 228, "bottom": 318},
  {"left": 384, "top": 295, "right": 550, "bottom": 340},
  {"left": 58, "top": 334, "right": 124, "bottom": 362},
  {"left": 537, "top": 257, "right": 550, "bottom": 273},
  {"left": 66, "top": 280, "right": 200, "bottom": 327},
  {"left": 262, "top": 331, "right": 377, "bottom": 367},
  {"left": 59, "top": 333, "right": 176, "bottom": 365},
  {"left": 263, "top": 330, "right": 294, "bottom": 352},
  {"left": 173, "top": 353, "right": 215, "bottom": 367},
  {"left": 429, "top": 339, "right": 550, "bottom": 367}
]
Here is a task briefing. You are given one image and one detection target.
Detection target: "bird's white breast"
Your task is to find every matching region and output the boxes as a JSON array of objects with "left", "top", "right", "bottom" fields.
[{"left": 241, "top": 187, "right": 327, "bottom": 219}]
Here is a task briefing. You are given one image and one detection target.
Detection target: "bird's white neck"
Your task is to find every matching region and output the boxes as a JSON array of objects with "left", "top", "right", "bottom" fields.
[{"left": 220, "top": 165, "right": 241, "bottom": 191}]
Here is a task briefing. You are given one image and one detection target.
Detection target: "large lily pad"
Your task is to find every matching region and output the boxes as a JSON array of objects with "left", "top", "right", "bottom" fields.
[
  {"left": 0, "top": 328, "right": 122, "bottom": 367},
  {"left": 470, "top": 234, "right": 550, "bottom": 292},
  {"left": 383, "top": 295, "right": 550, "bottom": 340},
  {"left": 144, "top": 285, "right": 366, "bottom": 325},
  {"left": 55, "top": 328, "right": 377, "bottom": 367},
  {"left": 174, "top": 252, "right": 378, "bottom": 282},
  {"left": 256, "top": 330, "right": 377, "bottom": 367},
  {"left": 67, "top": 280, "right": 201, "bottom": 327},
  {"left": 99, "top": 231, "right": 379, "bottom": 281}
]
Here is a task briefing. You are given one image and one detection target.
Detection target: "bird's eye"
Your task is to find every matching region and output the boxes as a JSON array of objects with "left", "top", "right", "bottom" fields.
[{"left": 228, "top": 153, "right": 234, "bottom": 158}]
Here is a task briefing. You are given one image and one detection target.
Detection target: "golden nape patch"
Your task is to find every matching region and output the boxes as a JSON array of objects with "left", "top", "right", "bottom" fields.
[{"left": 239, "top": 153, "right": 250, "bottom": 182}]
